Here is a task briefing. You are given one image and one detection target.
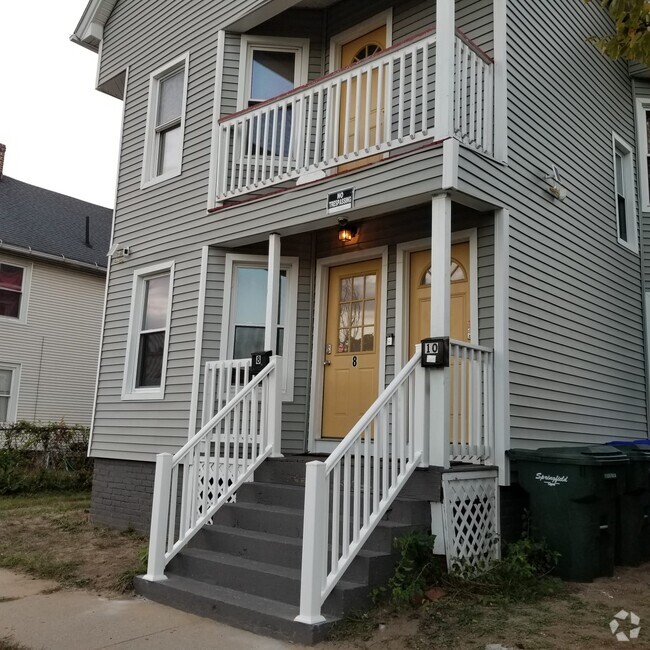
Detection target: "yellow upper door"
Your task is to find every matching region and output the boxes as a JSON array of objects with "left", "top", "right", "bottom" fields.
[
  {"left": 322, "top": 259, "right": 382, "bottom": 439},
  {"left": 338, "top": 26, "right": 387, "bottom": 172},
  {"left": 408, "top": 242, "right": 471, "bottom": 355}
]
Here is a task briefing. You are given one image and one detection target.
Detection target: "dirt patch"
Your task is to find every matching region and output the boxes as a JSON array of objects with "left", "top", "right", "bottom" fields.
[
  {"left": 326, "top": 564, "right": 650, "bottom": 649},
  {"left": 0, "top": 493, "right": 147, "bottom": 595}
]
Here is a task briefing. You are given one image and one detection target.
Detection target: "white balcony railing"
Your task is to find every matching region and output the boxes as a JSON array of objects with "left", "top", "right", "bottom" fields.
[{"left": 215, "top": 30, "right": 494, "bottom": 202}]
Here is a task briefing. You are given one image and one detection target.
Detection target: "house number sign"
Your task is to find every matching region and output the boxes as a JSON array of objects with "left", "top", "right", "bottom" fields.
[
  {"left": 352, "top": 356, "right": 358, "bottom": 367},
  {"left": 420, "top": 338, "right": 449, "bottom": 368}
]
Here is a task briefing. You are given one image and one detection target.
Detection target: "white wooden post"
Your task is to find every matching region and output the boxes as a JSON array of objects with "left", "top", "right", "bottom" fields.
[
  {"left": 268, "top": 356, "right": 283, "bottom": 458},
  {"left": 433, "top": 0, "right": 455, "bottom": 140},
  {"left": 264, "top": 233, "right": 281, "bottom": 352},
  {"left": 412, "top": 345, "right": 430, "bottom": 467},
  {"left": 429, "top": 194, "right": 451, "bottom": 468},
  {"left": 295, "top": 460, "right": 327, "bottom": 624},
  {"left": 143, "top": 452, "right": 173, "bottom": 582},
  {"left": 493, "top": 208, "right": 510, "bottom": 484}
]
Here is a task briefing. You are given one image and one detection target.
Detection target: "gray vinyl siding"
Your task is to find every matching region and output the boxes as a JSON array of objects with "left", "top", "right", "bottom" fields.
[
  {"left": 457, "top": 0, "right": 647, "bottom": 446},
  {"left": 634, "top": 79, "right": 650, "bottom": 287},
  {"left": 0, "top": 253, "right": 104, "bottom": 427}
]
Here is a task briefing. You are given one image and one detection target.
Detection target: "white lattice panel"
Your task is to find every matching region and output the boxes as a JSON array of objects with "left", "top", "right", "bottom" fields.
[
  {"left": 442, "top": 469, "right": 500, "bottom": 573},
  {"left": 197, "top": 457, "right": 248, "bottom": 519}
]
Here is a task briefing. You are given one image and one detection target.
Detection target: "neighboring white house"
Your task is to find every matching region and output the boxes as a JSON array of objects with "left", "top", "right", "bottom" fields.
[{"left": 0, "top": 144, "right": 112, "bottom": 427}]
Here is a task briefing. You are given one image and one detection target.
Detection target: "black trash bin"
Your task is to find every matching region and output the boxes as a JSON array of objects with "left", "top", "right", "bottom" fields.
[
  {"left": 607, "top": 441, "right": 650, "bottom": 566},
  {"left": 508, "top": 446, "right": 628, "bottom": 582}
]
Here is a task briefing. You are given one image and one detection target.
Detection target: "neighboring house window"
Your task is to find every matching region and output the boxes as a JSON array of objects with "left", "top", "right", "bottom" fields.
[
  {"left": 0, "top": 261, "right": 29, "bottom": 322},
  {"left": 123, "top": 262, "right": 174, "bottom": 400},
  {"left": 141, "top": 53, "right": 190, "bottom": 187},
  {"left": 0, "top": 363, "right": 20, "bottom": 423},
  {"left": 635, "top": 98, "right": 650, "bottom": 212},
  {"left": 221, "top": 254, "right": 299, "bottom": 401},
  {"left": 613, "top": 134, "right": 638, "bottom": 252}
]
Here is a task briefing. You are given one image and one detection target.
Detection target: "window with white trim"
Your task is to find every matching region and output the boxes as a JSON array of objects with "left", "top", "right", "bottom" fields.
[
  {"left": 141, "top": 53, "right": 189, "bottom": 187},
  {"left": 237, "top": 36, "right": 309, "bottom": 111},
  {"left": 0, "top": 363, "right": 20, "bottom": 424},
  {"left": 636, "top": 98, "right": 650, "bottom": 212},
  {"left": 123, "top": 262, "right": 174, "bottom": 400},
  {"left": 222, "top": 254, "right": 299, "bottom": 401},
  {"left": 613, "top": 134, "right": 638, "bottom": 252},
  {"left": 0, "top": 261, "right": 30, "bottom": 322}
]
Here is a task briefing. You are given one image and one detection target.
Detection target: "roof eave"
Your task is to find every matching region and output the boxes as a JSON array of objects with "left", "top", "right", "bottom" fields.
[
  {"left": 0, "top": 242, "right": 107, "bottom": 275},
  {"left": 71, "top": 0, "right": 116, "bottom": 52}
]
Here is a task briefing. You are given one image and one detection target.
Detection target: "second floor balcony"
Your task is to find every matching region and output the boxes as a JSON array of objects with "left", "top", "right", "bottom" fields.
[{"left": 214, "top": 28, "right": 494, "bottom": 204}]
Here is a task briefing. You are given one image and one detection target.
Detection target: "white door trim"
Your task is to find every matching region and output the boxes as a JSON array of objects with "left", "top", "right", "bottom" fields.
[
  {"left": 308, "top": 245, "right": 389, "bottom": 453},
  {"left": 394, "top": 229, "right": 479, "bottom": 371},
  {"left": 328, "top": 10, "right": 394, "bottom": 73}
]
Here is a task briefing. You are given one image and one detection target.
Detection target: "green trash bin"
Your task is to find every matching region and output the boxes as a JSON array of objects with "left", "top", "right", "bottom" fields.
[
  {"left": 607, "top": 442, "right": 650, "bottom": 566},
  {"left": 508, "top": 446, "right": 628, "bottom": 582}
]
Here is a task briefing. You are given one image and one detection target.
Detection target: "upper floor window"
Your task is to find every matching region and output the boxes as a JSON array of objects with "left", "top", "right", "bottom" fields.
[
  {"left": 636, "top": 98, "right": 650, "bottom": 212},
  {"left": 141, "top": 53, "right": 190, "bottom": 188},
  {"left": 0, "top": 261, "right": 30, "bottom": 322},
  {"left": 613, "top": 133, "right": 638, "bottom": 253},
  {"left": 237, "top": 36, "right": 309, "bottom": 110},
  {"left": 122, "top": 262, "right": 174, "bottom": 400}
]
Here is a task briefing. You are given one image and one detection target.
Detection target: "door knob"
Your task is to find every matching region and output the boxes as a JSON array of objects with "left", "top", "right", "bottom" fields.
[{"left": 323, "top": 360, "right": 331, "bottom": 366}]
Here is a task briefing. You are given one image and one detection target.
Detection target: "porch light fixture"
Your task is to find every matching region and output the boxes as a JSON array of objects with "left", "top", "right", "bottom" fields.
[{"left": 338, "top": 218, "right": 358, "bottom": 243}]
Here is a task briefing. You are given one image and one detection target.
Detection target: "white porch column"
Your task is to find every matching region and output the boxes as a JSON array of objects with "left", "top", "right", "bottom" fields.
[
  {"left": 433, "top": 0, "right": 456, "bottom": 141},
  {"left": 493, "top": 208, "right": 510, "bottom": 485},
  {"left": 429, "top": 194, "right": 451, "bottom": 468},
  {"left": 264, "top": 233, "right": 281, "bottom": 352}
]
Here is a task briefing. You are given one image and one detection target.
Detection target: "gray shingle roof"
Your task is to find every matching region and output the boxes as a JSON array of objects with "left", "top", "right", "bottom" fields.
[{"left": 0, "top": 176, "right": 112, "bottom": 269}]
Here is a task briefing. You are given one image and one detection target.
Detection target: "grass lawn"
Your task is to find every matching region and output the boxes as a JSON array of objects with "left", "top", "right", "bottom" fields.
[{"left": 0, "top": 492, "right": 147, "bottom": 594}]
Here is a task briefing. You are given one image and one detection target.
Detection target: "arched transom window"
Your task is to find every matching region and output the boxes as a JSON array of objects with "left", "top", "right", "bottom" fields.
[{"left": 419, "top": 258, "right": 467, "bottom": 287}]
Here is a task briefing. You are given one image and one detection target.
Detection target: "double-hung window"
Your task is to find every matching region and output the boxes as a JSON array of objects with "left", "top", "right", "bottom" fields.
[
  {"left": 222, "top": 254, "right": 298, "bottom": 401},
  {"left": 123, "top": 262, "right": 174, "bottom": 400},
  {"left": 0, "top": 261, "right": 29, "bottom": 322},
  {"left": 0, "top": 363, "right": 20, "bottom": 423},
  {"left": 142, "top": 53, "right": 189, "bottom": 187},
  {"left": 613, "top": 134, "right": 638, "bottom": 252}
]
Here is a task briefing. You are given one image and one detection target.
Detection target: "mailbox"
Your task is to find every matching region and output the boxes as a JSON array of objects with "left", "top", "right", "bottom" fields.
[
  {"left": 251, "top": 350, "right": 272, "bottom": 375},
  {"left": 420, "top": 338, "right": 449, "bottom": 368}
]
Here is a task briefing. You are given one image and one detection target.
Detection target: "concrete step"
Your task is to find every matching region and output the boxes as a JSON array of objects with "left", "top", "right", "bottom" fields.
[
  {"left": 236, "top": 480, "right": 431, "bottom": 525},
  {"left": 168, "top": 547, "right": 370, "bottom": 616},
  {"left": 134, "top": 574, "right": 337, "bottom": 645},
  {"left": 192, "top": 523, "right": 396, "bottom": 584}
]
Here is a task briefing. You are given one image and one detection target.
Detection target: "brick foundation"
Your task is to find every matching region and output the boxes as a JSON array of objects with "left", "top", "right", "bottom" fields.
[{"left": 90, "top": 458, "right": 155, "bottom": 533}]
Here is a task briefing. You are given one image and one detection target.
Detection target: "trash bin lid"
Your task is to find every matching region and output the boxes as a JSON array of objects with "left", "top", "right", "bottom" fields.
[
  {"left": 508, "top": 445, "right": 629, "bottom": 466},
  {"left": 607, "top": 442, "right": 650, "bottom": 461}
]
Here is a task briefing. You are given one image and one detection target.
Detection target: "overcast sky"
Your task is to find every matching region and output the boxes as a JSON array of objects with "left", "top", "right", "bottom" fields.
[{"left": 0, "top": 1, "right": 122, "bottom": 208}]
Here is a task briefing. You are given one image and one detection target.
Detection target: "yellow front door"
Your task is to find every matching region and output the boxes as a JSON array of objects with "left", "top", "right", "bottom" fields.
[
  {"left": 408, "top": 242, "right": 471, "bottom": 354},
  {"left": 322, "top": 259, "right": 382, "bottom": 439},
  {"left": 408, "top": 243, "right": 472, "bottom": 441},
  {"left": 338, "top": 26, "right": 387, "bottom": 172}
]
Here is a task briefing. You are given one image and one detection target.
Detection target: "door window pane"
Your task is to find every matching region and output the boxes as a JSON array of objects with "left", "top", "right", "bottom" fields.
[{"left": 231, "top": 266, "right": 288, "bottom": 358}]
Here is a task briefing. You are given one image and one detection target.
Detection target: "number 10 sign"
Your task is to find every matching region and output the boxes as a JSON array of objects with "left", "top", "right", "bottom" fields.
[{"left": 420, "top": 338, "right": 449, "bottom": 368}]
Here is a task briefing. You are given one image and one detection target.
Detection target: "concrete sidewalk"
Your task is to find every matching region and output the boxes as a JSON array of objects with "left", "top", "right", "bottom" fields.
[{"left": 0, "top": 570, "right": 305, "bottom": 649}]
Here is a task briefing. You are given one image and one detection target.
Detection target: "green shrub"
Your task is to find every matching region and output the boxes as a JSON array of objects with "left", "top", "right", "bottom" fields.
[{"left": 0, "top": 421, "right": 92, "bottom": 494}]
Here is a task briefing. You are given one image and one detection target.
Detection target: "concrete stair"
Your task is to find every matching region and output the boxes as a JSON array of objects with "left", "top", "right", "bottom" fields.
[{"left": 135, "top": 456, "right": 431, "bottom": 644}]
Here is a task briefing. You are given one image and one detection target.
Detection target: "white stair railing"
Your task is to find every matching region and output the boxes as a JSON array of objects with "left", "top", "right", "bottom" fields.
[
  {"left": 296, "top": 349, "right": 425, "bottom": 624},
  {"left": 449, "top": 340, "right": 494, "bottom": 464},
  {"left": 453, "top": 32, "right": 494, "bottom": 156},
  {"left": 143, "top": 357, "right": 282, "bottom": 582}
]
